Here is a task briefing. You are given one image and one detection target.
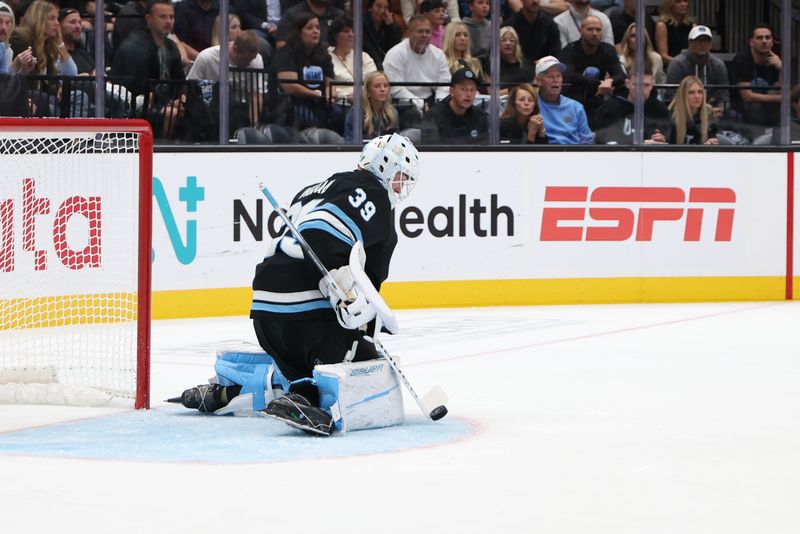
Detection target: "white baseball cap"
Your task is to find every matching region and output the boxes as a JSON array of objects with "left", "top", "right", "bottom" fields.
[
  {"left": 688, "top": 25, "right": 712, "bottom": 41},
  {"left": 0, "top": 1, "right": 15, "bottom": 24},
  {"left": 535, "top": 55, "right": 566, "bottom": 77}
]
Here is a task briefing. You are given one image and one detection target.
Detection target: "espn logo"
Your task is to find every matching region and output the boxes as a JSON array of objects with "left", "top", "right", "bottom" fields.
[
  {"left": 540, "top": 186, "right": 735, "bottom": 242},
  {"left": 1, "top": 178, "right": 101, "bottom": 272}
]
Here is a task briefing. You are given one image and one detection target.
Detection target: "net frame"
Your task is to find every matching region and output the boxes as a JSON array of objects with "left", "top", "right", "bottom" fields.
[{"left": 0, "top": 118, "right": 153, "bottom": 409}]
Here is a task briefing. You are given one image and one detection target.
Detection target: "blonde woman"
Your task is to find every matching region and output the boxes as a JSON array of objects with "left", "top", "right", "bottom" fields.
[
  {"left": 618, "top": 23, "right": 665, "bottom": 85},
  {"left": 211, "top": 14, "right": 243, "bottom": 46},
  {"left": 497, "top": 26, "right": 534, "bottom": 96},
  {"left": 668, "top": 75, "right": 718, "bottom": 144},
  {"left": 499, "top": 83, "right": 548, "bottom": 144},
  {"left": 343, "top": 71, "right": 399, "bottom": 142},
  {"left": 654, "top": 0, "right": 693, "bottom": 66},
  {"left": 443, "top": 21, "right": 485, "bottom": 92},
  {"left": 23, "top": 0, "right": 77, "bottom": 76}
]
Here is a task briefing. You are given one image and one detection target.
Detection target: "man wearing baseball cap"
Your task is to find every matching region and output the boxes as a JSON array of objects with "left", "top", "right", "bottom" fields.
[
  {"left": 0, "top": 1, "right": 37, "bottom": 74},
  {"left": 535, "top": 55, "right": 594, "bottom": 144},
  {"left": 419, "top": 67, "right": 489, "bottom": 144},
  {"left": 666, "top": 24, "right": 730, "bottom": 113}
]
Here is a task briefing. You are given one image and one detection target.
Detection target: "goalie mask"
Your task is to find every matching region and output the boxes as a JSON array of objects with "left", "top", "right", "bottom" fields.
[{"left": 358, "top": 133, "right": 420, "bottom": 207}]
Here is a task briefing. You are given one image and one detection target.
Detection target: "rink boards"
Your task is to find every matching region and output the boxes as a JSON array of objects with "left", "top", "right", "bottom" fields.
[{"left": 148, "top": 150, "right": 798, "bottom": 317}]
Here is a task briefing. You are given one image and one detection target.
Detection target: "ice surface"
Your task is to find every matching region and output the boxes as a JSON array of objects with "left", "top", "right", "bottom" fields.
[{"left": 1, "top": 302, "right": 799, "bottom": 533}]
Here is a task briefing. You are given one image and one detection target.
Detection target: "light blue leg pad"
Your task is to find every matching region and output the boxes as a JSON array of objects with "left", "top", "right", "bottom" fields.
[{"left": 214, "top": 351, "right": 290, "bottom": 411}]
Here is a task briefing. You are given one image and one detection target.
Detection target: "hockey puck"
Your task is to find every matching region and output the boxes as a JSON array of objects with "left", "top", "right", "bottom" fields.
[{"left": 430, "top": 405, "right": 448, "bottom": 421}]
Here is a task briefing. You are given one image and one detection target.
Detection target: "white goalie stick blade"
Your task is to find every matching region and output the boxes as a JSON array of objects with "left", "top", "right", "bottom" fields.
[
  {"left": 349, "top": 241, "right": 398, "bottom": 334},
  {"left": 420, "top": 385, "right": 449, "bottom": 416}
]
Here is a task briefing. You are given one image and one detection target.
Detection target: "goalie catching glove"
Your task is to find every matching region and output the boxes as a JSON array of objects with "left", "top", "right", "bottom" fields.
[{"left": 319, "top": 266, "right": 377, "bottom": 330}]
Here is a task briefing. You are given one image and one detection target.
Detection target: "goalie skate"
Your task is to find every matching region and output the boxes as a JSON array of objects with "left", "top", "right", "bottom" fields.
[{"left": 259, "top": 393, "right": 334, "bottom": 437}]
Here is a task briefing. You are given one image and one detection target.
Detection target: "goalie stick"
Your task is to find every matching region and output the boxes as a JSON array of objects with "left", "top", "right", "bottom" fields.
[{"left": 258, "top": 182, "right": 448, "bottom": 421}]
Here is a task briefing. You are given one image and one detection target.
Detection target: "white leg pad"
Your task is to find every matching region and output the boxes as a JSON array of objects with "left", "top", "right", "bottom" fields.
[{"left": 314, "top": 359, "right": 404, "bottom": 433}]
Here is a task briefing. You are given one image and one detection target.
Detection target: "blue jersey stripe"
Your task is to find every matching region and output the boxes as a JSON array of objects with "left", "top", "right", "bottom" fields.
[
  {"left": 297, "top": 220, "right": 354, "bottom": 246},
  {"left": 312, "top": 203, "right": 364, "bottom": 245},
  {"left": 251, "top": 300, "right": 332, "bottom": 314}
]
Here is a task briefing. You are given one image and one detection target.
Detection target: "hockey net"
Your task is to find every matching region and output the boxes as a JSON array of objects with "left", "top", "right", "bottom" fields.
[{"left": 0, "top": 119, "right": 152, "bottom": 408}]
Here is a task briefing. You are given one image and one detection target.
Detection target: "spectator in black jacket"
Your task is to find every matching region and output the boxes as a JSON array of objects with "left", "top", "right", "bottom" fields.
[
  {"left": 503, "top": 0, "right": 560, "bottom": 62},
  {"left": 362, "top": 0, "right": 401, "bottom": 70},
  {"left": 110, "top": 0, "right": 185, "bottom": 135},
  {"left": 112, "top": 0, "right": 146, "bottom": 53},
  {"left": 592, "top": 68, "right": 670, "bottom": 144},
  {"left": 420, "top": 67, "right": 488, "bottom": 144},
  {"left": 173, "top": 0, "right": 218, "bottom": 60},
  {"left": 558, "top": 15, "right": 626, "bottom": 114}
]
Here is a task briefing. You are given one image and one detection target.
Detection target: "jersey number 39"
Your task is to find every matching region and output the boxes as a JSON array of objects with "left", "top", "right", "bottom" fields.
[{"left": 349, "top": 188, "right": 376, "bottom": 222}]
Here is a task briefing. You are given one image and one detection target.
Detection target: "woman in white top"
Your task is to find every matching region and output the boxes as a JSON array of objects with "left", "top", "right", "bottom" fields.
[
  {"left": 617, "top": 23, "right": 665, "bottom": 85},
  {"left": 327, "top": 15, "right": 377, "bottom": 102}
]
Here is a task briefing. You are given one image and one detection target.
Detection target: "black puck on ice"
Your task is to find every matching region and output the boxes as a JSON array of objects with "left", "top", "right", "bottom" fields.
[{"left": 430, "top": 405, "right": 448, "bottom": 421}]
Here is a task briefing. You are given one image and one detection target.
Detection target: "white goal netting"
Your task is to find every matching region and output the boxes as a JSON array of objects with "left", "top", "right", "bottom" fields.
[{"left": 0, "top": 126, "right": 150, "bottom": 406}]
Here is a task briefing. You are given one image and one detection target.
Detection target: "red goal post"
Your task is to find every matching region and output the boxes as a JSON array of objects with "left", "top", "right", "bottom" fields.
[{"left": 0, "top": 119, "right": 153, "bottom": 409}]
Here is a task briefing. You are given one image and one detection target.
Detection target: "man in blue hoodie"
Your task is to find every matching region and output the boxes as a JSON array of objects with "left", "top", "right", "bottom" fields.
[{"left": 535, "top": 55, "right": 594, "bottom": 144}]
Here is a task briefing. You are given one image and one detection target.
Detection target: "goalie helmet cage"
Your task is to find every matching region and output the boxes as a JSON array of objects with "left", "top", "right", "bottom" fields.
[{"left": 0, "top": 118, "right": 153, "bottom": 409}]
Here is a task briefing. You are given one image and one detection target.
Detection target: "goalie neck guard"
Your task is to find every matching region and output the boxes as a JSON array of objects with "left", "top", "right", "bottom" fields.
[{"left": 357, "top": 133, "right": 420, "bottom": 208}]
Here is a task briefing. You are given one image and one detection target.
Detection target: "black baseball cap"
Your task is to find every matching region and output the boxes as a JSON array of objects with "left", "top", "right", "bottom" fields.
[
  {"left": 450, "top": 67, "right": 478, "bottom": 86},
  {"left": 58, "top": 7, "right": 79, "bottom": 21}
]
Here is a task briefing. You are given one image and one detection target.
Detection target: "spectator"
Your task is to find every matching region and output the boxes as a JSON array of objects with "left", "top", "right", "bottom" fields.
[
  {"left": 1, "top": 0, "right": 35, "bottom": 73},
  {"left": 504, "top": 0, "right": 561, "bottom": 62},
  {"left": 617, "top": 22, "right": 665, "bottom": 85},
  {"left": 24, "top": 0, "right": 78, "bottom": 77},
  {"left": 463, "top": 0, "right": 489, "bottom": 61},
  {"left": 654, "top": 0, "right": 692, "bottom": 66},
  {"left": 343, "top": 70, "right": 399, "bottom": 142},
  {"left": 420, "top": 66, "right": 488, "bottom": 144},
  {"left": 173, "top": 0, "right": 218, "bottom": 61},
  {"left": 362, "top": 0, "right": 401, "bottom": 70},
  {"left": 400, "top": 0, "right": 459, "bottom": 25},
  {"left": 443, "top": 21, "right": 484, "bottom": 84},
  {"left": 382, "top": 14, "right": 450, "bottom": 116},
  {"left": 188, "top": 30, "right": 264, "bottom": 130},
  {"left": 554, "top": 0, "right": 613, "bottom": 49},
  {"left": 419, "top": 0, "right": 447, "bottom": 49},
  {"left": 110, "top": 0, "right": 186, "bottom": 136},
  {"left": 275, "top": 0, "right": 343, "bottom": 49},
  {"left": 188, "top": 29, "right": 263, "bottom": 80},
  {"left": 535, "top": 55, "right": 594, "bottom": 144},
  {"left": 59, "top": 7, "right": 92, "bottom": 74},
  {"left": 492, "top": 26, "right": 535, "bottom": 95},
  {"left": 665, "top": 25, "right": 729, "bottom": 113},
  {"left": 558, "top": 15, "right": 626, "bottom": 114},
  {"left": 328, "top": 15, "right": 377, "bottom": 101},
  {"left": 730, "top": 23, "right": 781, "bottom": 129},
  {"left": 235, "top": 0, "right": 281, "bottom": 44},
  {"left": 110, "top": 0, "right": 184, "bottom": 94},
  {"left": 668, "top": 75, "right": 717, "bottom": 144},
  {"left": 593, "top": 68, "right": 670, "bottom": 144},
  {"left": 270, "top": 13, "right": 333, "bottom": 129},
  {"left": 112, "top": 0, "right": 147, "bottom": 53},
  {"left": 499, "top": 83, "right": 549, "bottom": 143},
  {"left": 211, "top": 13, "right": 241, "bottom": 46},
  {"left": 606, "top": 0, "right": 654, "bottom": 46}
]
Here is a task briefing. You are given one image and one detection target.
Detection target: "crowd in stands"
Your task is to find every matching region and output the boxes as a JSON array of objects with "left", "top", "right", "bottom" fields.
[{"left": 0, "top": 0, "right": 799, "bottom": 145}]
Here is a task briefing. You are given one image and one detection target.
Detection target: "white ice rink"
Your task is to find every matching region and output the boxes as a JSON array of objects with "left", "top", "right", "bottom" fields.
[{"left": 1, "top": 301, "right": 799, "bottom": 533}]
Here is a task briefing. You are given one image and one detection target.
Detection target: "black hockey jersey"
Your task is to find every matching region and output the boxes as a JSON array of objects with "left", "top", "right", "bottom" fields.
[{"left": 250, "top": 169, "right": 397, "bottom": 321}]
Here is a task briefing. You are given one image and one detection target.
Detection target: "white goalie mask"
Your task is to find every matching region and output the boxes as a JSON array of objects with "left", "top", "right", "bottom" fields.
[{"left": 357, "top": 133, "right": 420, "bottom": 207}]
